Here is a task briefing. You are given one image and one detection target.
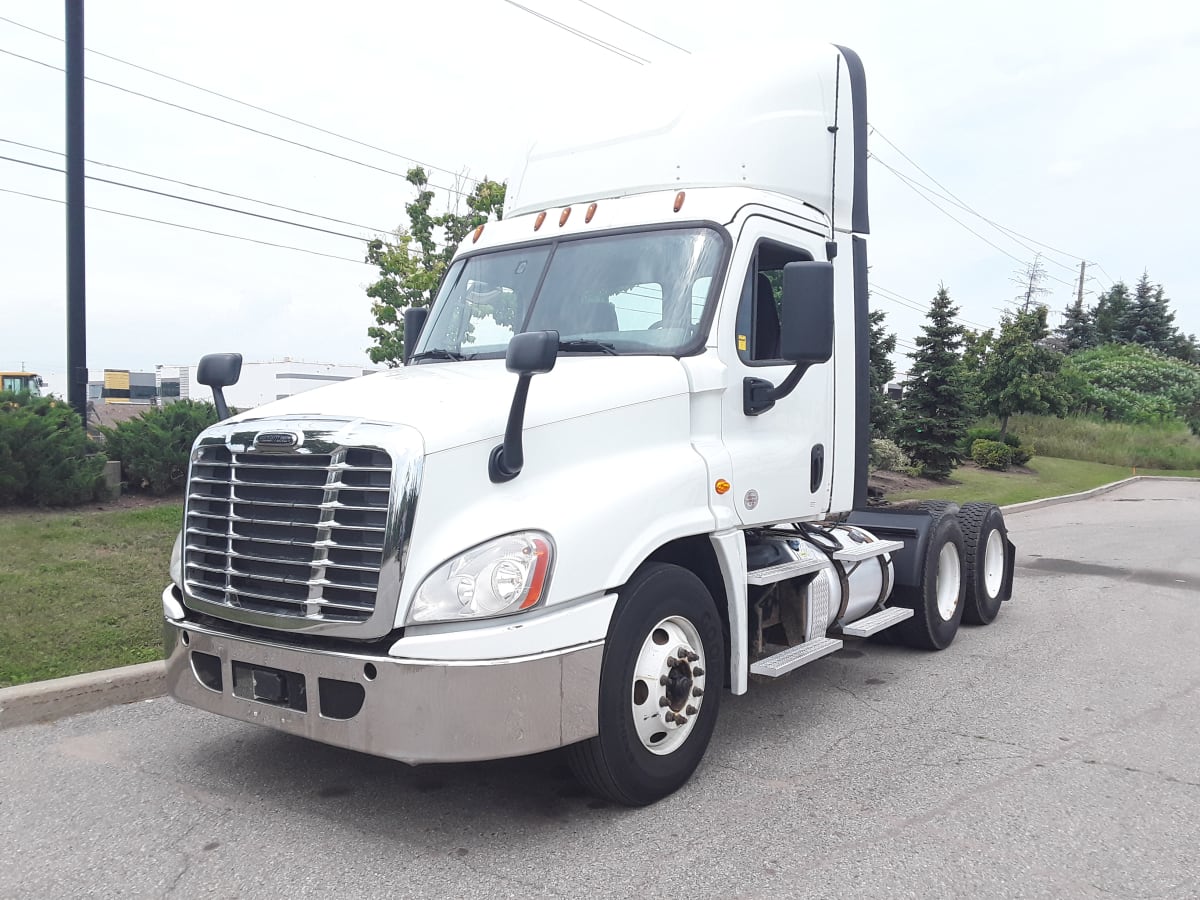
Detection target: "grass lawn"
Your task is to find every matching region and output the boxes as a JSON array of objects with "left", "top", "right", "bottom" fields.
[
  {"left": 0, "top": 502, "right": 182, "bottom": 688},
  {"left": 889, "top": 456, "right": 1200, "bottom": 506}
]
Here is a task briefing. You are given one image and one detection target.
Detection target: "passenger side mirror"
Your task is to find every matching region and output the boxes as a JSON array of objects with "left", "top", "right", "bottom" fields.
[
  {"left": 196, "top": 352, "right": 242, "bottom": 421},
  {"left": 402, "top": 307, "right": 429, "bottom": 365},
  {"left": 489, "top": 331, "right": 560, "bottom": 483},
  {"left": 780, "top": 261, "right": 834, "bottom": 365}
]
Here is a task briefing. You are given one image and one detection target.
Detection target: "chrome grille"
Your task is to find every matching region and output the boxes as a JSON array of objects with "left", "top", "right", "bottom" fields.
[{"left": 181, "top": 419, "right": 422, "bottom": 637}]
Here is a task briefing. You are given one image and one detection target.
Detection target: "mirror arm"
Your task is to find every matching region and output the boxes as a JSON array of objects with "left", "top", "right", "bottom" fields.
[
  {"left": 489, "top": 374, "right": 534, "bottom": 483},
  {"left": 743, "top": 364, "right": 812, "bottom": 416},
  {"left": 211, "top": 388, "right": 230, "bottom": 421}
]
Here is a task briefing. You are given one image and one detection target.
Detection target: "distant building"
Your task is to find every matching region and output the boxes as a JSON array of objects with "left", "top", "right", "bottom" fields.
[{"left": 87, "top": 359, "right": 378, "bottom": 411}]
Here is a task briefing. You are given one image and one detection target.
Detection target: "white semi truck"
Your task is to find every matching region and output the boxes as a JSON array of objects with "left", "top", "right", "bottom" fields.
[{"left": 164, "top": 45, "right": 1015, "bottom": 805}]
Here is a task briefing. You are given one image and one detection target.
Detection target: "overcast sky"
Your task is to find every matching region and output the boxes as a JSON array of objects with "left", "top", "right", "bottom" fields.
[{"left": 2, "top": 0, "right": 1198, "bottom": 395}]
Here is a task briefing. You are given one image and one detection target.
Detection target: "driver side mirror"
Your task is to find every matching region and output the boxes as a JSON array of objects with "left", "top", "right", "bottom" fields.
[
  {"left": 197, "top": 352, "right": 242, "bottom": 421},
  {"left": 489, "top": 331, "right": 560, "bottom": 483},
  {"left": 780, "top": 261, "right": 834, "bottom": 364}
]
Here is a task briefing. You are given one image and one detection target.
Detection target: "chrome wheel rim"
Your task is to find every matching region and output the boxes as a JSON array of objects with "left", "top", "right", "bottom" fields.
[
  {"left": 936, "top": 543, "right": 962, "bottom": 621},
  {"left": 631, "top": 616, "right": 707, "bottom": 755}
]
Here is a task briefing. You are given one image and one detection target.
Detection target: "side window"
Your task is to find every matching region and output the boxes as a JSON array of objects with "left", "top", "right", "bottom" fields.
[{"left": 735, "top": 240, "right": 813, "bottom": 363}]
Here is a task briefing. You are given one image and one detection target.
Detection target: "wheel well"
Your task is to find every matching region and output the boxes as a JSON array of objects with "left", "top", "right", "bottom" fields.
[{"left": 644, "top": 536, "right": 731, "bottom": 683}]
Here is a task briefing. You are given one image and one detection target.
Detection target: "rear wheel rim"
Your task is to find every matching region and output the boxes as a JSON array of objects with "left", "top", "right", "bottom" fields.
[
  {"left": 630, "top": 616, "right": 706, "bottom": 756},
  {"left": 936, "top": 543, "right": 962, "bottom": 621},
  {"left": 983, "top": 529, "right": 1005, "bottom": 597}
]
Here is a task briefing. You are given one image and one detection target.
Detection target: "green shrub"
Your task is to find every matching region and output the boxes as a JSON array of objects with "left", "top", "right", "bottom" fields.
[
  {"left": 994, "top": 414, "right": 1200, "bottom": 470},
  {"left": 101, "top": 400, "right": 219, "bottom": 495},
  {"left": 870, "top": 438, "right": 915, "bottom": 473},
  {"left": 0, "top": 392, "right": 106, "bottom": 506},
  {"left": 1062, "top": 344, "right": 1200, "bottom": 434},
  {"left": 963, "top": 426, "right": 1033, "bottom": 465},
  {"left": 971, "top": 439, "right": 1013, "bottom": 470}
]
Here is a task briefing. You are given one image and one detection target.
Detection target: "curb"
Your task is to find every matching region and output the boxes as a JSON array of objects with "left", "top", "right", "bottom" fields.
[
  {"left": 1000, "top": 474, "right": 1197, "bottom": 516},
  {"left": 3, "top": 475, "right": 1195, "bottom": 730},
  {"left": 0, "top": 660, "right": 166, "bottom": 731}
]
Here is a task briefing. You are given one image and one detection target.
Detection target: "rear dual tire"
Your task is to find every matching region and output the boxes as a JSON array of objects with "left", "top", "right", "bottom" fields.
[
  {"left": 958, "top": 502, "right": 1008, "bottom": 625},
  {"left": 891, "top": 512, "right": 966, "bottom": 650}
]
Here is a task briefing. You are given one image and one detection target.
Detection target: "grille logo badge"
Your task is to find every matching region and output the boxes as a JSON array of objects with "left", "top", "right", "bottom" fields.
[{"left": 255, "top": 431, "right": 300, "bottom": 449}]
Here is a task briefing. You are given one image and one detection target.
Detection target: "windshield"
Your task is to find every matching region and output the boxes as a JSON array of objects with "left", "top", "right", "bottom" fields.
[{"left": 413, "top": 227, "right": 725, "bottom": 360}]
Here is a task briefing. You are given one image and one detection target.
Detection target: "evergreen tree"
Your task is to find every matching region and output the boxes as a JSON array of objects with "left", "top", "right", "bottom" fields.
[
  {"left": 895, "top": 285, "right": 972, "bottom": 478},
  {"left": 1091, "top": 282, "right": 1130, "bottom": 344},
  {"left": 978, "top": 305, "right": 1068, "bottom": 438},
  {"left": 1055, "top": 295, "right": 1097, "bottom": 352},
  {"left": 867, "top": 307, "right": 898, "bottom": 439}
]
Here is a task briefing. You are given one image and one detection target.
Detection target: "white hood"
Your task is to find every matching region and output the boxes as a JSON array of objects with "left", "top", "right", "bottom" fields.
[{"left": 227, "top": 356, "right": 692, "bottom": 454}]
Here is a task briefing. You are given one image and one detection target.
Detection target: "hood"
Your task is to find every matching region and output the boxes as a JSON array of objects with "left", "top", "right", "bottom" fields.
[{"left": 226, "top": 356, "right": 692, "bottom": 454}]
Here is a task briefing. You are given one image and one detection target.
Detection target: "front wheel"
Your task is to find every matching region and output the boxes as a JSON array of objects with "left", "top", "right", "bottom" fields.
[{"left": 567, "top": 563, "right": 724, "bottom": 806}]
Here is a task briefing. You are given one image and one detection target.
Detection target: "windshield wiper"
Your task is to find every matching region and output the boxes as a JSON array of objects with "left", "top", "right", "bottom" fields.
[
  {"left": 557, "top": 339, "right": 619, "bottom": 356},
  {"left": 409, "top": 348, "right": 466, "bottom": 362}
]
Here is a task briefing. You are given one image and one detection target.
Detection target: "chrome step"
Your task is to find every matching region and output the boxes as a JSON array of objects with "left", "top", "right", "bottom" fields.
[
  {"left": 831, "top": 538, "right": 904, "bottom": 562},
  {"left": 840, "top": 606, "right": 914, "bottom": 637},
  {"left": 749, "top": 637, "right": 843, "bottom": 677}
]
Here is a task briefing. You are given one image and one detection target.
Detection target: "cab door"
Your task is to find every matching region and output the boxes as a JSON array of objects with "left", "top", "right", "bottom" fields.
[{"left": 718, "top": 216, "right": 835, "bottom": 526}]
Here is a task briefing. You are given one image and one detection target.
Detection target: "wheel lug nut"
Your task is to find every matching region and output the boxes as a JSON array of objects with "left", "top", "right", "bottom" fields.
[
  {"left": 659, "top": 675, "right": 669, "bottom": 686},
  {"left": 686, "top": 705, "right": 697, "bottom": 715},
  {"left": 687, "top": 652, "right": 699, "bottom": 662},
  {"left": 692, "top": 667, "right": 704, "bottom": 677},
  {"left": 664, "top": 711, "right": 677, "bottom": 723},
  {"left": 675, "top": 715, "right": 688, "bottom": 726},
  {"left": 667, "top": 657, "right": 679, "bottom": 667},
  {"left": 659, "top": 697, "right": 670, "bottom": 707},
  {"left": 692, "top": 687, "right": 704, "bottom": 697}
]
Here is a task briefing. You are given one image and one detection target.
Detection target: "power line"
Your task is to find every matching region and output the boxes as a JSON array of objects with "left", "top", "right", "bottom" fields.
[
  {"left": 0, "top": 46, "right": 473, "bottom": 198},
  {"left": 870, "top": 282, "right": 990, "bottom": 331},
  {"left": 1, "top": 137, "right": 391, "bottom": 234},
  {"left": 499, "top": 0, "right": 649, "bottom": 64},
  {"left": 0, "top": 153, "right": 374, "bottom": 243},
  {"left": 569, "top": 0, "right": 690, "bottom": 54},
  {"left": 0, "top": 186, "right": 370, "bottom": 264},
  {"left": 869, "top": 124, "right": 1090, "bottom": 267},
  {"left": 0, "top": 14, "right": 478, "bottom": 186},
  {"left": 869, "top": 153, "right": 1077, "bottom": 290}
]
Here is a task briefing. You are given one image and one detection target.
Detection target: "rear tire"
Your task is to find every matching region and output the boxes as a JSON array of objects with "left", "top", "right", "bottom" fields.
[
  {"left": 566, "top": 563, "right": 723, "bottom": 806},
  {"left": 958, "top": 502, "right": 1008, "bottom": 625},
  {"left": 891, "top": 513, "right": 966, "bottom": 650},
  {"left": 917, "top": 500, "right": 960, "bottom": 518}
]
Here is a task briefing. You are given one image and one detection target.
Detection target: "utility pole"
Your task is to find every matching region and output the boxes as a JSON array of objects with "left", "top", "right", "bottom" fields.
[
  {"left": 66, "top": 0, "right": 86, "bottom": 426},
  {"left": 1076, "top": 260, "right": 1087, "bottom": 309}
]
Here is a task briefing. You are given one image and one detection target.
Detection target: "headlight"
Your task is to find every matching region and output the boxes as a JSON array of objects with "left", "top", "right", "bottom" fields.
[
  {"left": 170, "top": 531, "right": 183, "bottom": 588},
  {"left": 407, "top": 532, "right": 553, "bottom": 625}
]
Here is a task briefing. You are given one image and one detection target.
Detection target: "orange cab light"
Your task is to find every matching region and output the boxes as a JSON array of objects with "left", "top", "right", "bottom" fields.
[
  {"left": 559, "top": 207, "right": 571, "bottom": 227},
  {"left": 715, "top": 478, "right": 731, "bottom": 495},
  {"left": 674, "top": 191, "right": 686, "bottom": 213},
  {"left": 472, "top": 224, "right": 485, "bottom": 243},
  {"left": 534, "top": 211, "right": 547, "bottom": 230},
  {"left": 585, "top": 202, "right": 598, "bottom": 223}
]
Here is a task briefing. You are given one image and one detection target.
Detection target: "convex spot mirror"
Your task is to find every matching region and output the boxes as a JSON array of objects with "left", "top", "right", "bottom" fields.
[{"left": 780, "top": 261, "right": 834, "bottom": 365}]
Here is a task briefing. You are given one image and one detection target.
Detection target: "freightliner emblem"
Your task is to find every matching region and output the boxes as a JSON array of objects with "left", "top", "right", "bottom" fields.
[{"left": 254, "top": 431, "right": 299, "bottom": 448}]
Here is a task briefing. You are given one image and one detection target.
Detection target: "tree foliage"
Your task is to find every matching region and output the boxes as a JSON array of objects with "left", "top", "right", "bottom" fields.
[
  {"left": 0, "top": 392, "right": 105, "bottom": 506},
  {"left": 1054, "top": 295, "right": 1097, "bottom": 352},
  {"left": 895, "top": 285, "right": 973, "bottom": 478},
  {"left": 365, "top": 168, "right": 506, "bottom": 365},
  {"left": 1061, "top": 344, "right": 1200, "bottom": 434},
  {"left": 867, "top": 307, "right": 898, "bottom": 439},
  {"left": 978, "top": 306, "right": 1068, "bottom": 437}
]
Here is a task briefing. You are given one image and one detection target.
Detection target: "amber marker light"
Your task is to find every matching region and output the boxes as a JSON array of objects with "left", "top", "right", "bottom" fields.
[
  {"left": 715, "top": 479, "right": 731, "bottom": 495},
  {"left": 472, "top": 224, "right": 485, "bottom": 243},
  {"left": 559, "top": 207, "right": 572, "bottom": 226},
  {"left": 585, "top": 202, "right": 598, "bottom": 223},
  {"left": 674, "top": 191, "right": 686, "bottom": 212},
  {"left": 534, "top": 211, "right": 547, "bottom": 230}
]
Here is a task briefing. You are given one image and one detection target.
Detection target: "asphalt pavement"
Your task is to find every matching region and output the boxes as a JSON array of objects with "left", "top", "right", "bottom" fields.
[{"left": 2, "top": 479, "right": 1198, "bottom": 899}]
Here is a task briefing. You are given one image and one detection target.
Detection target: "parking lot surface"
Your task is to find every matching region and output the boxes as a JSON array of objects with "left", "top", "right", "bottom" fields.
[{"left": 2, "top": 479, "right": 1198, "bottom": 899}]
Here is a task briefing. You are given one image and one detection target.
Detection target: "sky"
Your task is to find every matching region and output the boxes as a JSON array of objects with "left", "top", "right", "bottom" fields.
[{"left": 1, "top": 0, "right": 1198, "bottom": 395}]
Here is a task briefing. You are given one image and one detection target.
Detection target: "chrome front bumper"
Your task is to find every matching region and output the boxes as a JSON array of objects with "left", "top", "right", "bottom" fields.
[{"left": 164, "top": 618, "right": 603, "bottom": 765}]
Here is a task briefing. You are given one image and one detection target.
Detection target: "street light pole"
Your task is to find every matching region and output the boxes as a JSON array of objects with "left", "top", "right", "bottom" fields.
[{"left": 66, "top": 0, "right": 87, "bottom": 426}]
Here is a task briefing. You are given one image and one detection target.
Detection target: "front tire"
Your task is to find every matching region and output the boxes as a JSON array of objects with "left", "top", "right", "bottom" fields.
[{"left": 567, "top": 563, "right": 724, "bottom": 806}]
